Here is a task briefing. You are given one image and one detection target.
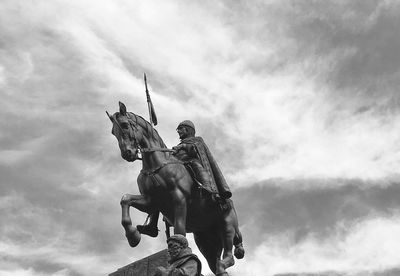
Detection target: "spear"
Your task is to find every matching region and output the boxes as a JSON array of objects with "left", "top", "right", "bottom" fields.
[{"left": 144, "top": 73, "right": 158, "bottom": 126}]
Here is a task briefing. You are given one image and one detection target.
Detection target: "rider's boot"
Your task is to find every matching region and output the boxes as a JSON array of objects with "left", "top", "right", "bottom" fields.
[{"left": 136, "top": 212, "right": 159, "bottom": 237}]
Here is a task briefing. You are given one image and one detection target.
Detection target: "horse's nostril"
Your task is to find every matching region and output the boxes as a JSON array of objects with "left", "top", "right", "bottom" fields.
[{"left": 122, "top": 149, "right": 136, "bottom": 161}]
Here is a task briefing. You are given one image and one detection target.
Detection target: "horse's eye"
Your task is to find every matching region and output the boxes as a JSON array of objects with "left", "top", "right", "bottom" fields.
[{"left": 121, "top": 123, "right": 129, "bottom": 129}]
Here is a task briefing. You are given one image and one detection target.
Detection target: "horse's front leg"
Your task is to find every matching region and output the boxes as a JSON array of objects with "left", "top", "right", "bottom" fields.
[
  {"left": 120, "top": 194, "right": 156, "bottom": 247},
  {"left": 170, "top": 187, "right": 187, "bottom": 235}
]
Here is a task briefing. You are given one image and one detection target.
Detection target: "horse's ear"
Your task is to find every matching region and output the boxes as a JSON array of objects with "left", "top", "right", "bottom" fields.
[{"left": 119, "top": 101, "right": 127, "bottom": 115}]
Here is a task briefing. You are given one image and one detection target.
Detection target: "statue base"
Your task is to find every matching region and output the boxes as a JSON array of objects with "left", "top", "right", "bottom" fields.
[{"left": 109, "top": 249, "right": 169, "bottom": 276}]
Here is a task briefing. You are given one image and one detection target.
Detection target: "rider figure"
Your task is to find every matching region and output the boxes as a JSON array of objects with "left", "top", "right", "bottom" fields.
[
  {"left": 137, "top": 120, "right": 232, "bottom": 237},
  {"left": 173, "top": 120, "right": 232, "bottom": 200}
]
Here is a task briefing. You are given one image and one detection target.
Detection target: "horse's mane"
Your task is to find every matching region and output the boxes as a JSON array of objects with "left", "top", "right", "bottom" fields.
[{"left": 128, "top": 112, "right": 167, "bottom": 148}]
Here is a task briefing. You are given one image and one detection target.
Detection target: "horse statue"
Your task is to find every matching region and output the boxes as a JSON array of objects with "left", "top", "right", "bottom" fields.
[{"left": 107, "top": 102, "right": 244, "bottom": 276}]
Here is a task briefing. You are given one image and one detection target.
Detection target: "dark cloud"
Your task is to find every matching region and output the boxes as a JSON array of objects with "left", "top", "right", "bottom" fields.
[
  {"left": 234, "top": 179, "right": 400, "bottom": 250},
  {"left": 289, "top": 1, "right": 400, "bottom": 108},
  {"left": 208, "top": 1, "right": 400, "bottom": 111},
  {"left": 274, "top": 268, "right": 400, "bottom": 276},
  {"left": 375, "top": 268, "right": 400, "bottom": 276}
]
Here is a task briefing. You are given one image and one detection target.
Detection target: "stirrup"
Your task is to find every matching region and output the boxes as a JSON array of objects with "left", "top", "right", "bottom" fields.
[{"left": 136, "top": 225, "right": 159, "bottom": 237}]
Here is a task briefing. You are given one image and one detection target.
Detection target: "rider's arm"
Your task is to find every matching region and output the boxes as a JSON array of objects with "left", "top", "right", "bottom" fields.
[
  {"left": 184, "top": 144, "right": 198, "bottom": 158},
  {"left": 172, "top": 144, "right": 197, "bottom": 158}
]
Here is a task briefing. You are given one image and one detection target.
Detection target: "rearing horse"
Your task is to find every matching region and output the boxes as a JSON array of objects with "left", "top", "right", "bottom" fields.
[{"left": 107, "top": 102, "right": 244, "bottom": 275}]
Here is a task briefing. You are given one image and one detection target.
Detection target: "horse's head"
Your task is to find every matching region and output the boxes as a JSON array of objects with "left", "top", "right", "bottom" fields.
[{"left": 107, "top": 102, "right": 142, "bottom": 162}]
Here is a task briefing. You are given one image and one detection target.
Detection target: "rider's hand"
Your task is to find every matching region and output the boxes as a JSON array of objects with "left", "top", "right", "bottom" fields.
[{"left": 172, "top": 145, "right": 183, "bottom": 151}]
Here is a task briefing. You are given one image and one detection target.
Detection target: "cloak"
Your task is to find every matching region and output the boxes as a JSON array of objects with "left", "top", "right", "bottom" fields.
[{"left": 179, "top": 137, "right": 232, "bottom": 199}]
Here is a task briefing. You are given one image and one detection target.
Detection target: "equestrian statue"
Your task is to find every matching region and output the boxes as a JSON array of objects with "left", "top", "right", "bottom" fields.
[{"left": 106, "top": 85, "right": 244, "bottom": 276}]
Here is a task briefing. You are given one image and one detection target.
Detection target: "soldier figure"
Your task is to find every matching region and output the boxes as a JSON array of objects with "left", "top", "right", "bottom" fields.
[
  {"left": 155, "top": 234, "right": 202, "bottom": 276},
  {"left": 173, "top": 120, "right": 231, "bottom": 200},
  {"left": 137, "top": 120, "right": 232, "bottom": 237}
]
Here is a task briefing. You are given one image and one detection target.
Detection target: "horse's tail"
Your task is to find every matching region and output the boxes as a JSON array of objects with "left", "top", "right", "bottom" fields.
[
  {"left": 233, "top": 230, "right": 245, "bottom": 259},
  {"left": 233, "top": 230, "right": 242, "bottom": 245},
  {"left": 231, "top": 201, "right": 245, "bottom": 259}
]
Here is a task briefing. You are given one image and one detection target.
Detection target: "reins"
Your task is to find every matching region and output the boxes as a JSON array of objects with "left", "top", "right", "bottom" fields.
[
  {"left": 140, "top": 160, "right": 183, "bottom": 176},
  {"left": 108, "top": 109, "right": 180, "bottom": 174},
  {"left": 126, "top": 113, "right": 176, "bottom": 156},
  {"left": 140, "top": 148, "right": 175, "bottom": 153}
]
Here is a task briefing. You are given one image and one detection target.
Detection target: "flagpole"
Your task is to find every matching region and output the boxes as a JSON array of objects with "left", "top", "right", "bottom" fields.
[
  {"left": 144, "top": 73, "right": 153, "bottom": 125},
  {"left": 144, "top": 73, "right": 158, "bottom": 127}
]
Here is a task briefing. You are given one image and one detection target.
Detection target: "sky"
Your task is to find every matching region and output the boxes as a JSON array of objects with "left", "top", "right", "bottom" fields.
[{"left": 1, "top": 0, "right": 400, "bottom": 275}]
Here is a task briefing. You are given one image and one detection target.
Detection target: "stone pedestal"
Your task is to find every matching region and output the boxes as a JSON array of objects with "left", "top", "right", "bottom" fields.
[{"left": 109, "top": 249, "right": 169, "bottom": 276}]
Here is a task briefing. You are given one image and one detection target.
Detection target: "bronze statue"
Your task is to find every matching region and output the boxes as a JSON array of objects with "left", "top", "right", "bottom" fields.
[
  {"left": 137, "top": 119, "right": 232, "bottom": 238},
  {"left": 107, "top": 102, "right": 244, "bottom": 276},
  {"left": 155, "top": 234, "right": 202, "bottom": 276},
  {"left": 173, "top": 120, "right": 232, "bottom": 199}
]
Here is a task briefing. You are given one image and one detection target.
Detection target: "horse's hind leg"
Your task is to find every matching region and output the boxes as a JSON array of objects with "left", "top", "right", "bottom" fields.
[
  {"left": 233, "top": 229, "right": 245, "bottom": 259},
  {"left": 218, "top": 211, "right": 236, "bottom": 274},
  {"left": 232, "top": 205, "right": 245, "bottom": 259},
  {"left": 193, "top": 230, "right": 222, "bottom": 275},
  {"left": 120, "top": 194, "right": 156, "bottom": 247},
  {"left": 218, "top": 199, "right": 247, "bottom": 274}
]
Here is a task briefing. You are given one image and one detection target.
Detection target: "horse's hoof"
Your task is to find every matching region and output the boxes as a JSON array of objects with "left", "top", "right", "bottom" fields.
[
  {"left": 221, "top": 256, "right": 234, "bottom": 269},
  {"left": 234, "top": 243, "right": 245, "bottom": 259},
  {"left": 125, "top": 226, "right": 141, "bottom": 247},
  {"left": 216, "top": 259, "right": 230, "bottom": 276},
  {"left": 136, "top": 224, "right": 159, "bottom": 237}
]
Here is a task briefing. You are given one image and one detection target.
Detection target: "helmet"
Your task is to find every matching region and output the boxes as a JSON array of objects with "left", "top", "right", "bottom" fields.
[{"left": 177, "top": 120, "right": 195, "bottom": 131}]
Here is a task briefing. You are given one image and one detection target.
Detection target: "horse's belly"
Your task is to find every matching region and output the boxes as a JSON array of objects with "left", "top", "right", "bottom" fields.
[
  {"left": 185, "top": 199, "right": 219, "bottom": 232},
  {"left": 159, "top": 197, "right": 219, "bottom": 233}
]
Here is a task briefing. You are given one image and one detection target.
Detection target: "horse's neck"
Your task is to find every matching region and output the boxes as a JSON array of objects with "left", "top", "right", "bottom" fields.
[
  {"left": 140, "top": 130, "right": 166, "bottom": 150},
  {"left": 140, "top": 132, "right": 169, "bottom": 171}
]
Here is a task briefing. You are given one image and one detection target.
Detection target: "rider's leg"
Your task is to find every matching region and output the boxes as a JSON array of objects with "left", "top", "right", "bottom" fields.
[
  {"left": 190, "top": 161, "right": 211, "bottom": 187},
  {"left": 190, "top": 160, "right": 222, "bottom": 203}
]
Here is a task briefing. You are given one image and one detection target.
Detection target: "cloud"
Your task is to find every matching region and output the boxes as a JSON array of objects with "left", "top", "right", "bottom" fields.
[
  {"left": 2, "top": 0, "right": 400, "bottom": 185},
  {"left": 230, "top": 216, "right": 400, "bottom": 276},
  {"left": 0, "top": 268, "right": 38, "bottom": 276},
  {"left": 233, "top": 180, "right": 400, "bottom": 251},
  {"left": 0, "top": 191, "right": 169, "bottom": 275},
  {"left": 1, "top": 1, "right": 400, "bottom": 275},
  {"left": 0, "top": 150, "right": 33, "bottom": 165}
]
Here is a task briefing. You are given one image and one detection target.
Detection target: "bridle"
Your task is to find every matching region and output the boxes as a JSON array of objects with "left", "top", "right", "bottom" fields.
[
  {"left": 107, "top": 110, "right": 182, "bottom": 177},
  {"left": 107, "top": 111, "right": 175, "bottom": 160}
]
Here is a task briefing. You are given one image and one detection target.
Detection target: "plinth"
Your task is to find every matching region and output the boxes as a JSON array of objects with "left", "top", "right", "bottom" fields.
[{"left": 109, "top": 249, "right": 169, "bottom": 276}]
